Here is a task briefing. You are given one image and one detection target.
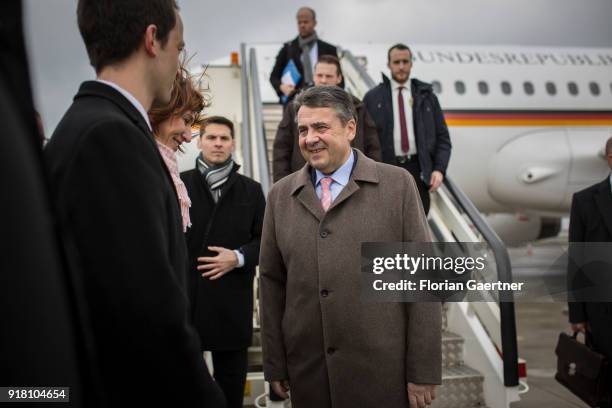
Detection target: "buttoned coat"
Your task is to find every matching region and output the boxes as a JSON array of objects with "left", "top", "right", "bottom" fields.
[
  {"left": 181, "top": 164, "right": 266, "bottom": 351},
  {"left": 259, "top": 149, "right": 442, "bottom": 408}
]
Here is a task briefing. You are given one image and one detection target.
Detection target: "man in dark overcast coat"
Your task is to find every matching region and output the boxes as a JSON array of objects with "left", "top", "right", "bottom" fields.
[
  {"left": 269, "top": 6, "right": 338, "bottom": 103},
  {"left": 182, "top": 116, "right": 265, "bottom": 408},
  {"left": 364, "top": 43, "right": 451, "bottom": 214},
  {"left": 567, "top": 136, "right": 612, "bottom": 402},
  {"left": 44, "top": 1, "right": 224, "bottom": 406}
]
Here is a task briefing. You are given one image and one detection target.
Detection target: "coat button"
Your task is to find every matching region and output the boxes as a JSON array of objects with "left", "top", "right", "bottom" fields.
[
  {"left": 320, "top": 230, "right": 329, "bottom": 238},
  {"left": 327, "top": 347, "right": 336, "bottom": 355},
  {"left": 321, "top": 289, "right": 329, "bottom": 297}
]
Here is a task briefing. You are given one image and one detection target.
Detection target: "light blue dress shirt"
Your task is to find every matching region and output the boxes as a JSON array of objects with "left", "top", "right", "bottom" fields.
[{"left": 314, "top": 150, "right": 355, "bottom": 203}]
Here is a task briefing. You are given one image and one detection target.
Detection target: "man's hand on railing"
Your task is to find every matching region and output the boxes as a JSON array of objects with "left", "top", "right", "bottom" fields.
[{"left": 429, "top": 170, "right": 444, "bottom": 192}]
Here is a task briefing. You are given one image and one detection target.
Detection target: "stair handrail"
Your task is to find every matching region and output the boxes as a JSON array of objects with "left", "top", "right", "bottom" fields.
[
  {"left": 443, "top": 178, "right": 519, "bottom": 386},
  {"left": 239, "top": 43, "right": 252, "bottom": 178},
  {"left": 342, "top": 51, "right": 519, "bottom": 387},
  {"left": 248, "top": 47, "right": 271, "bottom": 194}
]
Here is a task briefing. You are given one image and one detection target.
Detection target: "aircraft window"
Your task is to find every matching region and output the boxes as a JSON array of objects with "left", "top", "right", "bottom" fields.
[
  {"left": 545, "top": 81, "right": 557, "bottom": 95},
  {"left": 432, "top": 81, "right": 442, "bottom": 94},
  {"left": 567, "top": 82, "right": 579, "bottom": 96},
  {"left": 455, "top": 81, "right": 466, "bottom": 95},
  {"left": 501, "top": 81, "right": 512, "bottom": 95},
  {"left": 589, "top": 82, "right": 600, "bottom": 96},
  {"left": 523, "top": 81, "right": 535, "bottom": 95},
  {"left": 478, "top": 81, "right": 489, "bottom": 95}
]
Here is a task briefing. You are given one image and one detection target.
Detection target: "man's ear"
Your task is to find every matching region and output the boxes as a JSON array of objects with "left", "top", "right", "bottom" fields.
[
  {"left": 143, "top": 24, "right": 158, "bottom": 57},
  {"left": 346, "top": 118, "right": 356, "bottom": 142},
  {"left": 336, "top": 74, "right": 343, "bottom": 86}
]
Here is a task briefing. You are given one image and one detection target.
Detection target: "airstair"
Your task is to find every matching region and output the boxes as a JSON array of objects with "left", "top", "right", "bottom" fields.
[{"left": 182, "top": 43, "right": 527, "bottom": 408}]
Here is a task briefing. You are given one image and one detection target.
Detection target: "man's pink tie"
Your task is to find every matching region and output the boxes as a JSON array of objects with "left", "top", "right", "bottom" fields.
[{"left": 320, "top": 177, "right": 333, "bottom": 211}]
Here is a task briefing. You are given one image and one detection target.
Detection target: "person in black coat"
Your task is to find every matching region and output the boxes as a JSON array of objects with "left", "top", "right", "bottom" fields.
[
  {"left": 567, "top": 136, "right": 612, "bottom": 399},
  {"left": 269, "top": 7, "right": 339, "bottom": 103},
  {"left": 43, "top": 1, "right": 225, "bottom": 406},
  {"left": 181, "top": 116, "right": 266, "bottom": 408},
  {"left": 363, "top": 43, "right": 452, "bottom": 214},
  {"left": 1, "top": 1, "right": 98, "bottom": 406}
]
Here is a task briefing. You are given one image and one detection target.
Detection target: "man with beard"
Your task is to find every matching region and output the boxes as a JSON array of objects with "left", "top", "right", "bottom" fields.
[{"left": 364, "top": 43, "right": 452, "bottom": 215}]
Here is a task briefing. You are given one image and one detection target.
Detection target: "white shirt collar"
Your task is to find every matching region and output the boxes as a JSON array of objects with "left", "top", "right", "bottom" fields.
[
  {"left": 390, "top": 77, "right": 411, "bottom": 93},
  {"left": 96, "top": 79, "right": 152, "bottom": 131},
  {"left": 315, "top": 149, "right": 355, "bottom": 187}
]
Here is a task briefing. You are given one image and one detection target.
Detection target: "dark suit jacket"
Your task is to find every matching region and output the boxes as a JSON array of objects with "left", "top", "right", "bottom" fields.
[
  {"left": 182, "top": 165, "right": 265, "bottom": 350},
  {"left": 44, "top": 81, "right": 225, "bottom": 407},
  {"left": 568, "top": 177, "right": 612, "bottom": 359},
  {"left": 272, "top": 94, "right": 382, "bottom": 182},
  {"left": 363, "top": 75, "right": 451, "bottom": 185},
  {"left": 269, "top": 37, "right": 339, "bottom": 102}
]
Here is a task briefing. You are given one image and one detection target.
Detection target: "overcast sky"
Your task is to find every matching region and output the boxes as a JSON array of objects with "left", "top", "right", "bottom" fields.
[{"left": 23, "top": 0, "right": 612, "bottom": 133}]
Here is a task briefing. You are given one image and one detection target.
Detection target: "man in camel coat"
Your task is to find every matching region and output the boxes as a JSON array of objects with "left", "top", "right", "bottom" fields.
[{"left": 259, "top": 85, "right": 441, "bottom": 408}]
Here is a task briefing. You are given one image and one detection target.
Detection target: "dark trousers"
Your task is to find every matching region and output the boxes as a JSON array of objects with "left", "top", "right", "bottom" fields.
[
  {"left": 395, "top": 156, "right": 430, "bottom": 215},
  {"left": 211, "top": 348, "right": 248, "bottom": 408}
]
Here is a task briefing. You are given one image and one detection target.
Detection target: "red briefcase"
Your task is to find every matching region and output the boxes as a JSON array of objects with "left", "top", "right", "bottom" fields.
[{"left": 555, "top": 331, "right": 610, "bottom": 407}]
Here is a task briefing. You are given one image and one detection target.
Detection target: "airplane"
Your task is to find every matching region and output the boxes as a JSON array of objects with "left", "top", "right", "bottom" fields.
[{"left": 249, "top": 43, "right": 612, "bottom": 244}]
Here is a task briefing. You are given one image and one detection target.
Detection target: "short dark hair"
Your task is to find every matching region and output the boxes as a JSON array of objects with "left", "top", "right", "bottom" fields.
[
  {"left": 294, "top": 85, "right": 356, "bottom": 126},
  {"left": 387, "top": 43, "right": 412, "bottom": 63},
  {"left": 200, "top": 116, "right": 235, "bottom": 139},
  {"left": 297, "top": 7, "right": 316, "bottom": 20},
  {"left": 77, "top": 0, "right": 179, "bottom": 72},
  {"left": 606, "top": 136, "right": 612, "bottom": 155},
  {"left": 315, "top": 55, "right": 342, "bottom": 77}
]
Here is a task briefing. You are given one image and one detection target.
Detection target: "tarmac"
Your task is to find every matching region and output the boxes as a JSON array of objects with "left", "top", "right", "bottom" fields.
[{"left": 510, "top": 237, "right": 588, "bottom": 408}]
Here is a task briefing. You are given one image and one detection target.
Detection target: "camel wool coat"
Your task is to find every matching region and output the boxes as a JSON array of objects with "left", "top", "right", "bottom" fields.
[{"left": 259, "top": 149, "right": 442, "bottom": 408}]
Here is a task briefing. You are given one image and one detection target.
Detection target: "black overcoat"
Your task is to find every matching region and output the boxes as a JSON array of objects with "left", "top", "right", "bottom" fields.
[
  {"left": 568, "top": 177, "right": 612, "bottom": 359},
  {"left": 269, "top": 36, "right": 339, "bottom": 101},
  {"left": 181, "top": 164, "right": 265, "bottom": 350},
  {"left": 44, "top": 81, "right": 225, "bottom": 407},
  {"left": 363, "top": 75, "right": 452, "bottom": 185}
]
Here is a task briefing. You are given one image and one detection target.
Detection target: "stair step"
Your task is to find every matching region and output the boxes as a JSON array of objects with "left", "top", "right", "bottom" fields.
[
  {"left": 433, "top": 365, "right": 485, "bottom": 408},
  {"left": 442, "top": 331, "right": 464, "bottom": 367}
]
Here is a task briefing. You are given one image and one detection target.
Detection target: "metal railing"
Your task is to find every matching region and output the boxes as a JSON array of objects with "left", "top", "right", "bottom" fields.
[
  {"left": 239, "top": 43, "right": 252, "bottom": 178},
  {"left": 342, "top": 53, "right": 519, "bottom": 387},
  {"left": 443, "top": 178, "right": 519, "bottom": 386},
  {"left": 247, "top": 47, "right": 271, "bottom": 194}
]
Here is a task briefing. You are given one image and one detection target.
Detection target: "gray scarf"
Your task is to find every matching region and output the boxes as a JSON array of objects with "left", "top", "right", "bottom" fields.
[
  {"left": 196, "top": 154, "right": 234, "bottom": 203},
  {"left": 298, "top": 31, "right": 318, "bottom": 84}
]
